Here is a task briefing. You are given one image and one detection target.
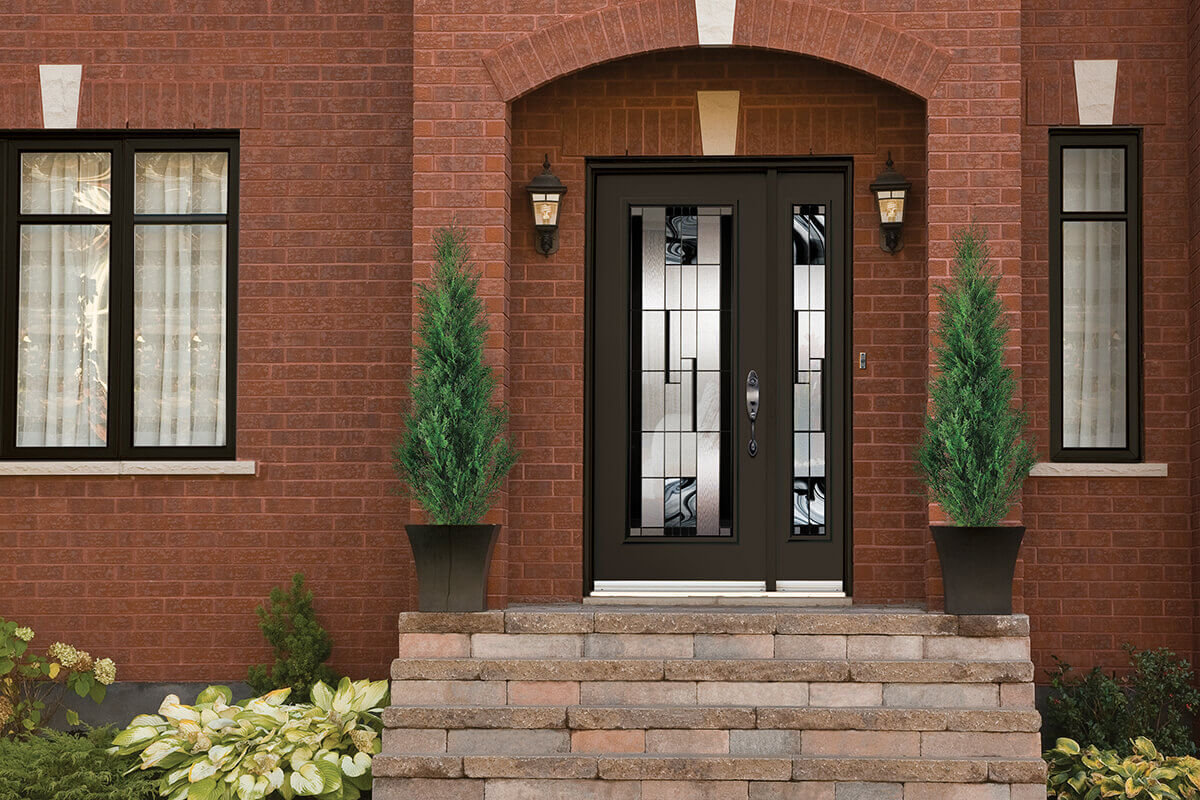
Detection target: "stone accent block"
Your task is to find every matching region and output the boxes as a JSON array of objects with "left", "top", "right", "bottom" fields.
[
  {"left": 462, "top": 755, "right": 597, "bottom": 779},
  {"left": 372, "top": 778, "right": 484, "bottom": 800},
  {"left": 791, "top": 758, "right": 988, "bottom": 783},
  {"left": 582, "top": 681, "right": 698, "bottom": 706},
  {"left": 373, "top": 755, "right": 464, "bottom": 778},
  {"left": 775, "top": 613, "right": 956, "bottom": 636},
  {"left": 988, "top": 760, "right": 1049, "bottom": 783},
  {"left": 668, "top": 660, "right": 846, "bottom": 682},
  {"left": 481, "top": 659, "right": 663, "bottom": 682},
  {"left": 598, "top": 756, "right": 794, "bottom": 781},
  {"left": 697, "top": 681, "right": 810, "bottom": 707},
  {"left": 646, "top": 729, "right": 730, "bottom": 754},
  {"left": 446, "top": 729, "right": 570, "bottom": 755},
  {"left": 383, "top": 705, "right": 566, "bottom": 730},
  {"left": 505, "top": 610, "right": 596, "bottom": 633},
  {"left": 849, "top": 661, "right": 1033, "bottom": 684},
  {"left": 570, "top": 706, "right": 756, "bottom": 730},
  {"left": 883, "top": 684, "right": 999, "bottom": 708},
  {"left": 1000, "top": 683, "right": 1035, "bottom": 708},
  {"left": 904, "top": 784, "right": 1009, "bottom": 800},
  {"left": 585, "top": 634, "right": 694, "bottom": 658},
  {"left": 382, "top": 727, "right": 447, "bottom": 753},
  {"left": 594, "top": 611, "right": 777, "bottom": 634},
  {"left": 801, "top": 731, "right": 920, "bottom": 757},
  {"left": 730, "top": 730, "right": 804, "bottom": 755},
  {"left": 508, "top": 680, "right": 580, "bottom": 706},
  {"left": 1009, "top": 784, "right": 1048, "bottom": 800},
  {"left": 924, "top": 637, "right": 1030, "bottom": 661},
  {"left": 921, "top": 732, "right": 1040, "bottom": 758},
  {"left": 847, "top": 635, "right": 923, "bottom": 660},
  {"left": 750, "top": 783, "right": 836, "bottom": 800},
  {"left": 396, "top": 634, "right": 472, "bottom": 658},
  {"left": 572, "top": 729, "right": 647, "bottom": 753},
  {"left": 695, "top": 634, "right": 775, "bottom": 658},
  {"left": 470, "top": 633, "right": 583, "bottom": 658},
  {"left": 642, "top": 780, "right": 750, "bottom": 799},
  {"left": 834, "top": 783, "right": 902, "bottom": 800},
  {"left": 775, "top": 635, "right": 848, "bottom": 660},
  {"left": 398, "top": 612, "right": 504, "bottom": 633},
  {"left": 956, "top": 615, "right": 1029, "bottom": 638},
  {"left": 390, "top": 680, "right": 506, "bottom": 707},
  {"left": 483, "top": 779, "right": 640, "bottom": 800},
  {"left": 809, "top": 682, "right": 883, "bottom": 707}
]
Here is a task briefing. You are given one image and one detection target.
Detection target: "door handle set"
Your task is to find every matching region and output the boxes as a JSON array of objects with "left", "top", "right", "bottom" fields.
[{"left": 745, "top": 370, "right": 760, "bottom": 457}]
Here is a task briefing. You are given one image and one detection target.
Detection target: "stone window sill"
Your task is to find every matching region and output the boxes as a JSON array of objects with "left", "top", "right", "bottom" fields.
[
  {"left": 1030, "top": 462, "right": 1167, "bottom": 478},
  {"left": 0, "top": 460, "right": 257, "bottom": 476}
]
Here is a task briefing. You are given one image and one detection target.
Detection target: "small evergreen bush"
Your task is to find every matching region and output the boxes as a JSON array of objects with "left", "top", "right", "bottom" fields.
[
  {"left": 914, "top": 226, "right": 1036, "bottom": 526},
  {"left": 0, "top": 727, "right": 157, "bottom": 800},
  {"left": 393, "top": 225, "right": 518, "bottom": 524},
  {"left": 1046, "top": 644, "right": 1200, "bottom": 756},
  {"left": 246, "top": 573, "right": 338, "bottom": 704}
]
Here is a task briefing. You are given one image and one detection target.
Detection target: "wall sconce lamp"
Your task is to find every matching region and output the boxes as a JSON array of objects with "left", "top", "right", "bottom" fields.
[
  {"left": 869, "top": 152, "right": 911, "bottom": 254},
  {"left": 526, "top": 155, "right": 567, "bottom": 256}
]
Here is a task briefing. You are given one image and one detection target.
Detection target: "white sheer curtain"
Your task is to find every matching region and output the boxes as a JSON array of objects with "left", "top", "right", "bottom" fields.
[
  {"left": 1061, "top": 148, "right": 1127, "bottom": 448},
  {"left": 17, "top": 153, "right": 111, "bottom": 447},
  {"left": 133, "top": 153, "right": 228, "bottom": 446}
]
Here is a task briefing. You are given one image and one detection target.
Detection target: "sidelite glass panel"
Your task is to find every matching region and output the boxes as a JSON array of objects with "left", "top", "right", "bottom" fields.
[
  {"left": 630, "top": 206, "right": 731, "bottom": 538},
  {"left": 17, "top": 224, "right": 110, "bottom": 447},
  {"left": 792, "top": 205, "right": 826, "bottom": 537},
  {"left": 1062, "top": 220, "right": 1127, "bottom": 448}
]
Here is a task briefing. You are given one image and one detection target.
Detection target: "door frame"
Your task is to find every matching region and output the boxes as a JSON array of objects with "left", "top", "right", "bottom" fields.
[{"left": 582, "top": 156, "right": 854, "bottom": 595}]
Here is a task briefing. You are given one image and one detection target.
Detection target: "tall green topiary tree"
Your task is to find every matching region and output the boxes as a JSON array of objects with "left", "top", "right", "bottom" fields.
[
  {"left": 914, "top": 226, "right": 1036, "bottom": 527},
  {"left": 394, "top": 226, "right": 517, "bottom": 525}
]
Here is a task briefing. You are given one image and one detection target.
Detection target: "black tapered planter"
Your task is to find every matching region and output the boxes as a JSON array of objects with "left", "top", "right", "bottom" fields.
[
  {"left": 406, "top": 524, "right": 500, "bottom": 612},
  {"left": 931, "top": 525, "right": 1024, "bottom": 615}
]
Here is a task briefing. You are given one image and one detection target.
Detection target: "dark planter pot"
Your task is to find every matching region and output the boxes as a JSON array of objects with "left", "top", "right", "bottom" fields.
[
  {"left": 405, "top": 524, "right": 500, "bottom": 612},
  {"left": 930, "top": 525, "right": 1025, "bottom": 615}
]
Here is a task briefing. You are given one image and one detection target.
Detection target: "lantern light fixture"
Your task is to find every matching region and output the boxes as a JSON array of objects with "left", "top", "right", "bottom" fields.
[
  {"left": 526, "top": 155, "right": 567, "bottom": 256},
  {"left": 869, "top": 152, "right": 911, "bottom": 254}
]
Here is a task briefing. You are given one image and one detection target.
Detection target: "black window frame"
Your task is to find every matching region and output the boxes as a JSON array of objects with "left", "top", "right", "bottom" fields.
[
  {"left": 1048, "top": 127, "right": 1142, "bottom": 463},
  {"left": 0, "top": 130, "right": 239, "bottom": 461}
]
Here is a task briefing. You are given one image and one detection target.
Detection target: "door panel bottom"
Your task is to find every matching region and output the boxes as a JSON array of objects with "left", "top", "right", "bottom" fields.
[{"left": 591, "top": 579, "right": 846, "bottom": 597}]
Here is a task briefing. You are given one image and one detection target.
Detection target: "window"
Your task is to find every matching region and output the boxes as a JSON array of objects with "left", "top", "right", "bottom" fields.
[
  {"left": 1, "top": 133, "right": 238, "bottom": 459},
  {"left": 1049, "top": 129, "right": 1141, "bottom": 462}
]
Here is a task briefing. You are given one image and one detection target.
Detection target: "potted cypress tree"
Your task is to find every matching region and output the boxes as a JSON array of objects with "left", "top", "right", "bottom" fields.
[
  {"left": 915, "top": 226, "right": 1037, "bottom": 615},
  {"left": 394, "top": 226, "right": 518, "bottom": 612}
]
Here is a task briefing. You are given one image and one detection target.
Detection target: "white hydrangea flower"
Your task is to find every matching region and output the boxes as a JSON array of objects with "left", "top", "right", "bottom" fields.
[
  {"left": 93, "top": 658, "right": 116, "bottom": 686},
  {"left": 13, "top": 627, "right": 33, "bottom": 642}
]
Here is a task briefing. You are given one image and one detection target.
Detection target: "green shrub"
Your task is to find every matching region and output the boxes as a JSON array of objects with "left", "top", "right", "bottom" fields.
[
  {"left": 0, "top": 727, "right": 157, "bottom": 800},
  {"left": 393, "top": 225, "right": 518, "bottom": 525},
  {"left": 1046, "top": 644, "right": 1200, "bottom": 756},
  {"left": 109, "top": 680, "right": 386, "bottom": 800},
  {"left": 913, "top": 226, "right": 1036, "bottom": 526},
  {"left": 1045, "top": 736, "right": 1200, "bottom": 799},
  {"left": 246, "top": 573, "right": 338, "bottom": 704}
]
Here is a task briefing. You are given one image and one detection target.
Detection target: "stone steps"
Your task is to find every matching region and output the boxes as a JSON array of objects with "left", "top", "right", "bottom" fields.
[{"left": 377, "top": 606, "right": 1045, "bottom": 800}]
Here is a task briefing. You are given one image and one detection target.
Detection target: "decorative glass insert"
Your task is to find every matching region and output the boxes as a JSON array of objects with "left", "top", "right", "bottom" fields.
[
  {"left": 629, "top": 206, "right": 731, "bottom": 538},
  {"left": 792, "top": 205, "right": 826, "bottom": 537}
]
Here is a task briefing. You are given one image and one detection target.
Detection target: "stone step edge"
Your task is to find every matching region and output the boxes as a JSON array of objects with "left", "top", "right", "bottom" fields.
[
  {"left": 381, "top": 704, "right": 1042, "bottom": 733},
  {"left": 389, "top": 657, "right": 1033, "bottom": 683},
  {"left": 398, "top": 609, "right": 1028, "bottom": 637},
  {"left": 373, "top": 753, "right": 1048, "bottom": 784}
]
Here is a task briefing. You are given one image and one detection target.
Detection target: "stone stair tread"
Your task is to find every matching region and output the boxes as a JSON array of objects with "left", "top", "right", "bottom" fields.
[
  {"left": 389, "top": 657, "right": 1033, "bottom": 683},
  {"left": 374, "top": 753, "right": 1047, "bottom": 783},
  {"left": 382, "top": 704, "right": 1040, "bottom": 733}
]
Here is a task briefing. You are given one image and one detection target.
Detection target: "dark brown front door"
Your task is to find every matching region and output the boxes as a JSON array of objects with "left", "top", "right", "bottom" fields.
[{"left": 588, "top": 160, "right": 849, "bottom": 593}]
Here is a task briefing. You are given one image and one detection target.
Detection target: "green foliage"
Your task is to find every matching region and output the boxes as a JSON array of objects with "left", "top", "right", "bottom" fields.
[
  {"left": 247, "top": 574, "right": 338, "bottom": 705},
  {"left": 393, "top": 225, "right": 518, "bottom": 525},
  {"left": 1045, "top": 736, "right": 1200, "bottom": 799},
  {"left": 0, "top": 727, "right": 158, "bottom": 800},
  {"left": 109, "top": 680, "right": 388, "bottom": 800},
  {"left": 914, "top": 226, "right": 1036, "bottom": 526},
  {"left": 1046, "top": 645, "right": 1200, "bottom": 757},
  {"left": 0, "top": 617, "right": 114, "bottom": 737}
]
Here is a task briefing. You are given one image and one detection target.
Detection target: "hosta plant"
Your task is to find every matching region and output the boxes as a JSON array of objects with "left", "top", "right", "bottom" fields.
[
  {"left": 1045, "top": 736, "right": 1200, "bottom": 799},
  {"left": 108, "top": 679, "right": 387, "bottom": 800},
  {"left": 0, "top": 617, "right": 115, "bottom": 737}
]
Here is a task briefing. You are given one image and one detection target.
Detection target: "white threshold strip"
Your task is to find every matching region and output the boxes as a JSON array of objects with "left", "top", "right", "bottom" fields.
[{"left": 591, "top": 580, "right": 845, "bottom": 597}]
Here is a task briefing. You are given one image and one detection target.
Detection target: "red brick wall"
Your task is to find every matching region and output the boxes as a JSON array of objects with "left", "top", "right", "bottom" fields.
[
  {"left": 506, "top": 48, "right": 929, "bottom": 603},
  {"left": 1021, "top": 1, "right": 1194, "bottom": 674},
  {"left": 0, "top": 3, "right": 414, "bottom": 682},
  {"left": 1189, "top": 0, "right": 1200, "bottom": 673}
]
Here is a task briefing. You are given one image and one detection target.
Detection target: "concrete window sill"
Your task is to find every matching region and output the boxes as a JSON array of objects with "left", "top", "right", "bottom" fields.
[
  {"left": 0, "top": 460, "right": 258, "bottom": 476},
  {"left": 1030, "top": 462, "right": 1168, "bottom": 478}
]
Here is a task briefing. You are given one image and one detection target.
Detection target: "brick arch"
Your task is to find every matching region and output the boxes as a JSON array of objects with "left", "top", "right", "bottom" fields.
[{"left": 482, "top": 0, "right": 951, "bottom": 103}]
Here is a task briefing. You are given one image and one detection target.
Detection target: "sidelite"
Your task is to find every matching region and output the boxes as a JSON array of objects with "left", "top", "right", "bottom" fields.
[
  {"left": 629, "top": 206, "right": 731, "bottom": 538},
  {"left": 792, "top": 205, "right": 826, "bottom": 537}
]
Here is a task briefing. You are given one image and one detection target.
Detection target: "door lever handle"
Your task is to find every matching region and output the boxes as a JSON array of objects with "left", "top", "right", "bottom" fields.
[{"left": 746, "top": 370, "right": 760, "bottom": 457}]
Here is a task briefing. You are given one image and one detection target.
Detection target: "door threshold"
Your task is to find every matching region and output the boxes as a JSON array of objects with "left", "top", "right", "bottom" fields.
[
  {"left": 589, "top": 580, "right": 849, "bottom": 605},
  {"left": 584, "top": 594, "right": 851, "bottom": 606}
]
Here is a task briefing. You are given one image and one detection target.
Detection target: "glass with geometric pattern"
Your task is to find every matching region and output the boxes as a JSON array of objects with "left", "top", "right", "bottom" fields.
[
  {"left": 628, "top": 205, "right": 732, "bottom": 538},
  {"left": 792, "top": 204, "right": 827, "bottom": 538}
]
